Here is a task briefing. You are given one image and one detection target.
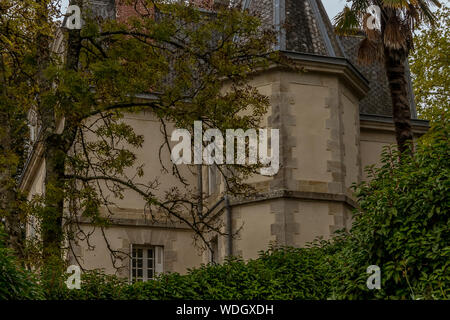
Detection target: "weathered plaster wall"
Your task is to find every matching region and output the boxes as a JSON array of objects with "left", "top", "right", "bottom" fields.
[
  {"left": 70, "top": 223, "right": 203, "bottom": 276},
  {"left": 360, "top": 128, "right": 398, "bottom": 181},
  {"left": 215, "top": 66, "right": 364, "bottom": 262}
]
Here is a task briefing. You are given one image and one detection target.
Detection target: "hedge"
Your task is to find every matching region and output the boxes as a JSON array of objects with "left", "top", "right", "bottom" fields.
[{"left": 1, "top": 121, "right": 448, "bottom": 300}]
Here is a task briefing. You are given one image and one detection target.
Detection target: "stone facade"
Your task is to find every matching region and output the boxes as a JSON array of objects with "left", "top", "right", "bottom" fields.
[{"left": 20, "top": 0, "right": 430, "bottom": 277}]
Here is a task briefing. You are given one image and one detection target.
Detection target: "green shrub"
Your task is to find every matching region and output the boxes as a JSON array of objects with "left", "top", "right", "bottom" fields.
[
  {"left": 5, "top": 122, "right": 449, "bottom": 300},
  {"left": 0, "top": 228, "right": 43, "bottom": 300},
  {"left": 57, "top": 245, "right": 333, "bottom": 300},
  {"left": 330, "top": 121, "right": 450, "bottom": 299},
  {"left": 49, "top": 122, "right": 449, "bottom": 300}
]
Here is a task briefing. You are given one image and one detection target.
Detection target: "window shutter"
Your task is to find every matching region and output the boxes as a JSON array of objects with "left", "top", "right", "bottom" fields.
[{"left": 155, "top": 246, "right": 164, "bottom": 275}]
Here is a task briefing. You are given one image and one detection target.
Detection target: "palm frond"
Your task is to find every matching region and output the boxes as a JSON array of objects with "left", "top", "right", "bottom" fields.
[
  {"left": 384, "top": 15, "right": 407, "bottom": 50},
  {"left": 416, "top": 0, "right": 441, "bottom": 26},
  {"left": 358, "top": 37, "right": 384, "bottom": 64},
  {"left": 405, "top": 3, "right": 419, "bottom": 30},
  {"left": 334, "top": 5, "right": 361, "bottom": 35},
  {"left": 362, "top": 13, "right": 382, "bottom": 41},
  {"left": 382, "top": 0, "right": 409, "bottom": 9}
]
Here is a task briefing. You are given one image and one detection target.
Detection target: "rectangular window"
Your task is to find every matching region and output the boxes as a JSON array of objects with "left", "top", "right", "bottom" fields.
[{"left": 130, "top": 245, "right": 163, "bottom": 282}]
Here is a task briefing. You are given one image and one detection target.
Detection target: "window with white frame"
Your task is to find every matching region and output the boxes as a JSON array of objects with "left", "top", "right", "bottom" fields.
[{"left": 130, "top": 245, "right": 163, "bottom": 282}]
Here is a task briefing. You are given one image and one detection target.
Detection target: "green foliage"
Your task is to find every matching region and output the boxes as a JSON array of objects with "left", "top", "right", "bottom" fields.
[
  {"left": 46, "top": 245, "right": 334, "bottom": 300},
  {"left": 0, "top": 228, "right": 43, "bottom": 300},
  {"left": 44, "top": 269, "right": 128, "bottom": 300},
  {"left": 2, "top": 0, "right": 448, "bottom": 298},
  {"left": 333, "top": 1, "right": 442, "bottom": 154},
  {"left": 2, "top": 0, "right": 278, "bottom": 265},
  {"left": 331, "top": 120, "right": 450, "bottom": 299},
  {"left": 410, "top": 6, "right": 450, "bottom": 122},
  {"left": 0, "top": 0, "right": 47, "bottom": 254},
  {"left": 4, "top": 122, "right": 450, "bottom": 300}
]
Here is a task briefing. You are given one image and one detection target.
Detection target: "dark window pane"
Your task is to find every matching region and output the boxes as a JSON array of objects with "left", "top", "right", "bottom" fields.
[
  {"left": 132, "top": 259, "right": 136, "bottom": 267},
  {"left": 137, "top": 249, "right": 143, "bottom": 258},
  {"left": 137, "top": 269, "right": 142, "bottom": 277},
  {"left": 137, "top": 259, "right": 143, "bottom": 268},
  {"left": 148, "top": 249, "right": 153, "bottom": 258},
  {"left": 148, "top": 269, "right": 153, "bottom": 279}
]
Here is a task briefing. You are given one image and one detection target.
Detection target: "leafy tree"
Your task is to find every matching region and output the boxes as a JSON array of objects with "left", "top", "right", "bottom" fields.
[
  {"left": 46, "top": 245, "right": 335, "bottom": 300},
  {"left": 0, "top": 227, "right": 43, "bottom": 300},
  {"left": 334, "top": 0, "right": 441, "bottom": 154},
  {"left": 410, "top": 6, "right": 449, "bottom": 122},
  {"left": 1, "top": 0, "right": 277, "bottom": 274},
  {"left": 0, "top": 0, "right": 49, "bottom": 257},
  {"left": 331, "top": 120, "right": 449, "bottom": 299}
]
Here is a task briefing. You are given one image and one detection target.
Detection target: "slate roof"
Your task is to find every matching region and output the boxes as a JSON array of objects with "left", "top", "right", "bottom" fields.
[
  {"left": 339, "top": 35, "right": 417, "bottom": 118},
  {"left": 85, "top": 0, "right": 417, "bottom": 118},
  {"left": 245, "top": 0, "right": 344, "bottom": 56},
  {"left": 245, "top": 0, "right": 417, "bottom": 118}
]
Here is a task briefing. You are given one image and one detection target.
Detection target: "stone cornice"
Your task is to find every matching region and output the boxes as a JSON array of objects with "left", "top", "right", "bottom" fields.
[
  {"left": 229, "top": 189, "right": 358, "bottom": 210},
  {"left": 74, "top": 189, "right": 358, "bottom": 229},
  {"left": 360, "top": 113, "right": 430, "bottom": 135},
  {"left": 280, "top": 51, "right": 370, "bottom": 99},
  {"left": 76, "top": 216, "right": 193, "bottom": 230}
]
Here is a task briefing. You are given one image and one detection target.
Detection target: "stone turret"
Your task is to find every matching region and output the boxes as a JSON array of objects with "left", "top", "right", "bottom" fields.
[
  {"left": 214, "top": 0, "right": 371, "bottom": 258},
  {"left": 77, "top": 0, "right": 371, "bottom": 258},
  {"left": 244, "top": 0, "right": 344, "bottom": 56}
]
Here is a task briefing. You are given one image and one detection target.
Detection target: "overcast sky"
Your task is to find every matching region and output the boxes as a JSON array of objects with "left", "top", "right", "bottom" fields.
[
  {"left": 323, "top": 0, "right": 347, "bottom": 21},
  {"left": 60, "top": 0, "right": 347, "bottom": 22}
]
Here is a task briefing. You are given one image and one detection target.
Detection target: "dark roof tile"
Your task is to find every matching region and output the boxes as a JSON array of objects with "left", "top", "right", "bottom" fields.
[
  {"left": 340, "top": 35, "right": 417, "bottom": 118},
  {"left": 244, "top": 0, "right": 417, "bottom": 118}
]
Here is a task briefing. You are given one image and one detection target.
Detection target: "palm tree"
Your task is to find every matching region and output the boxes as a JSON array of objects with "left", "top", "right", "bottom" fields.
[{"left": 334, "top": 0, "right": 441, "bottom": 154}]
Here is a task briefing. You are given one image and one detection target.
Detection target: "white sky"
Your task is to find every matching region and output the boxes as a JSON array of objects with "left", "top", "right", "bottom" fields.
[
  {"left": 59, "top": 0, "right": 347, "bottom": 21},
  {"left": 323, "top": 0, "right": 348, "bottom": 21}
]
